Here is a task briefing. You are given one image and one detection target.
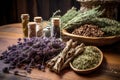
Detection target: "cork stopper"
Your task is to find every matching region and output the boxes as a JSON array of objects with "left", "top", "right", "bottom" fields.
[
  {"left": 28, "top": 22, "right": 36, "bottom": 29},
  {"left": 34, "top": 17, "right": 42, "bottom": 23},
  {"left": 21, "top": 14, "right": 29, "bottom": 20},
  {"left": 51, "top": 18, "right": 60, "bottom": 26}
]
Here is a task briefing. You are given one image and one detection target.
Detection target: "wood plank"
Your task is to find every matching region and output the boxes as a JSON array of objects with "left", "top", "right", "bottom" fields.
[{"left": 0, "top": 32, "right": 23, "bottom": 39}]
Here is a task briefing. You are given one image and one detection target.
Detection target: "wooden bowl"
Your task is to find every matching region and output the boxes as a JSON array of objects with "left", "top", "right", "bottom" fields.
[
  {"left": 62, "top": 29, "right": 120, "bottom": 46},
  {"left": 69, "top": 46, "right": 103, "bottom": 74}
]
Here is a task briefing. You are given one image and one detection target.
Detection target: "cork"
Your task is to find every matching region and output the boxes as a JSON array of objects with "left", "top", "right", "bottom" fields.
[
  {"left": 51, "top": 18, "right": 60, "bottom": 26},
  {"left": 28, "top": 22, "right": 37, "bottom": 38},
  {"left": 28, "top": 22, "right": 36, "bottom": 29},
  {"left": 21, "top": 14, "right": 29, "bottom": 20},
  {"left": 34, "top": 17, "right": 42, "bottom": 23}
]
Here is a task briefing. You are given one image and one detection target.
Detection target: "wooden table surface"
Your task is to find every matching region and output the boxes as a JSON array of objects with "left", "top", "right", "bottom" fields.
[{"left": 0, "top": 23, "right": 120, "bottom": 80}]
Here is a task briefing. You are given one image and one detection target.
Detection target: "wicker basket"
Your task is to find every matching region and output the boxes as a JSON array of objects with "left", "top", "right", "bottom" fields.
[{"left": 62, "top": 29, "right": 120, "bottom": 46}]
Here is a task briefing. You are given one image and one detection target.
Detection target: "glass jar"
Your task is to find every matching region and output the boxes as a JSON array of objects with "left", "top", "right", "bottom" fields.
[
  {"left": 28, "top": 22, "right": 37, "bottom": 38},
  {"left": 51, "top": 18, "right": 61, "bottom": 38},
  {"left": 34, "top": 17, "right": 43, "bottom": 37},
  {"left": 21, "top": 14, "right": 30, "bottom": 37}
]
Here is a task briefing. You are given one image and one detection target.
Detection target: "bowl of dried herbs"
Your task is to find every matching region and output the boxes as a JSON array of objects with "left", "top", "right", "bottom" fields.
[
  {"left": 60, "top": 6, "right": 120, "bottom": 46},
  {"left": 69, "top": 46, "right": 103, "bottom": 74},
  {"left": 62, "top": 24, "right": 120, "bottom": 46}
]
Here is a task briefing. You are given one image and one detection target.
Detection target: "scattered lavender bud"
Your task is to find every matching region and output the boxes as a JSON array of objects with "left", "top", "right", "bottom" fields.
[
  {"left": 0, "top": 56, "right": 4, "bottom": 60},
  {"left": 3, "top": 67, "right": 9, "bottom": 73},
  {"left": 27, "top": 68, "right": 32, "bottom": 73},
  {"left": 41, "top": 65, "right": 45, "bottom": 72},
  {"left": 9, "top": 66, "right": 16, "bottom": 70},
  {"left": 18, "top": 38, "right": 22, "bottom": 41}
]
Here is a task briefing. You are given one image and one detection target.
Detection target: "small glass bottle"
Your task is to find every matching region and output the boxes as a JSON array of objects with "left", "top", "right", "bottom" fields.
[
  {"left": 28, "top": 22, "right": 37, "bottom": 38},
  {"left": 34, "top": 17, "right": 43, "bottom": 37},
  {"left": 43, "top": 26, "right": 51, "bottom": 37},
  {"left": 51, "top": 18, "right": 61, "bottom": 38},
  {"left": 21, "top": 14, "right": 30, "bottom": 37}
]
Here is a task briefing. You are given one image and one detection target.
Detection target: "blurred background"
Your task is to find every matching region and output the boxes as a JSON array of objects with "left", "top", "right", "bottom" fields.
[
  {"left": 0, "top": 0, "right": 120, "bottom": 26},
  {"left": 0, "top": 0, "right": 80, "bottom": 26}
]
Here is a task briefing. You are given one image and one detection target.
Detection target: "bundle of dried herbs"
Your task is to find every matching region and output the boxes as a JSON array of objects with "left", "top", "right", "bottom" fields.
[
  {"left": 72, "top": 24, "right": 104, "bottom": 37},
  {"left": 84, "top": 18, "right": 120, "bottom": 36},
  {"left": 89, "top": 18, "right": 120, "bottom": 28},
  {"left": 60, "top": 7, "right": 80, "bottom": 28},
  {"left": 56, "top": 6, "right": 120, "bottom": 36},
  {"left": 101, "top": 26, "right": 120, "bottom": 36},
  {"left": 61, "top": 6, "right": 103, "bottom": 29},
  {"left": 71, "top": 46, "right": 101, "bottom": 70}
]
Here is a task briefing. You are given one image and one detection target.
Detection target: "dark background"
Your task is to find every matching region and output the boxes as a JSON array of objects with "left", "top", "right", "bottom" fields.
[
  {"left": 0, "top": 0, "right": 80, "bottom": 26},
  {"left": 0, "top": 0, "right": 120, "bottom": 26}
]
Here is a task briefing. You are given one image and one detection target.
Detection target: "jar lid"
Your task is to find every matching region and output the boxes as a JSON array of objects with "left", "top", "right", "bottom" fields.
[
  {"left": 28, "top": 22, "right": 36, "bottom": 29},
  {"left": 51, "top": 18, "right": 60, "bottom": 26},
  {"left": 34, "top": 17, "right": 42, "bottom": 23},
  {"left": 21, "top": 14, "right": 29, "bottom": 20}
]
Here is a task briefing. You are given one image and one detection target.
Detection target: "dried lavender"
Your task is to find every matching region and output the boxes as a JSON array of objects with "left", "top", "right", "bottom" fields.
[{"left": 0, "top": 37, "right": 65, "bottom": 73}]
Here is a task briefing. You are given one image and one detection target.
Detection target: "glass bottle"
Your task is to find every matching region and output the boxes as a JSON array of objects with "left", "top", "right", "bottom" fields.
[
  {"left": 51, "top": 18, "right": 61, "bottom": 38},
  {"left": 28, "top": 22, "right": 37, "bottom": 38},
  {"left": 43, "top": 26, "right": 51, "bottom": 37},
  {"left": 34, "top": 17, "right": 43, "bottom": 37},
  {"left": 21, "top": 14, "right": 30, "bottom": 37}
]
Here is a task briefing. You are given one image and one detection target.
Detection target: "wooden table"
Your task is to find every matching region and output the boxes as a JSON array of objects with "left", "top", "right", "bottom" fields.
[{"left": 0, "top": 23, "right": 120, "bottom": 80}]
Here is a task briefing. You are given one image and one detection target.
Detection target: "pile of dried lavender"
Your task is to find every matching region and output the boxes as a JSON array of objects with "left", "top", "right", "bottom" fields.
[{"left": 0, "top": 37, "right": 65, "bottom": 73}]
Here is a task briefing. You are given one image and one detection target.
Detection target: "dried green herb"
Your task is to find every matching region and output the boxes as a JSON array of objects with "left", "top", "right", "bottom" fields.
[
  {"left": 62, "top": 6, "right": 103, "bottom": 29},
  {"left": 60, "top": 7, "right": 80, "bottom": 28},
  {"left": 72, "top": 46, "right": 101, "bottom": 70},
  {"left": 51, "top": 6, "right": 120, "bottom": 36},
  {"left": 84, "top": 18, "right": 120, "bottom": 28},
  {"left": 101, "top": 26, "right": 120, "bottom": 36}
]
